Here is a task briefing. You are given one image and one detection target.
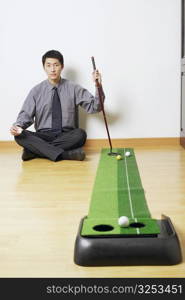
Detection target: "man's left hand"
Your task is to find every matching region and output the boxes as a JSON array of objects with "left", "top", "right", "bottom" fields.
[{"left": 92, "top": 70, "right": 102, "bottom": 85}]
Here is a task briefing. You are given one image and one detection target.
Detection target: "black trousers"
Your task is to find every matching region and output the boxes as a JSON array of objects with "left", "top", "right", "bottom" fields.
[{"left": 14, "top": 128, "right": 87, "bottom": 161}]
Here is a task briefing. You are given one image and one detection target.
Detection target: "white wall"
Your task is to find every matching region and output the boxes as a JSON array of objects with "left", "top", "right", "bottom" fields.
[{"left": 0, "top": 0, "right": 181, "bottom": 140}]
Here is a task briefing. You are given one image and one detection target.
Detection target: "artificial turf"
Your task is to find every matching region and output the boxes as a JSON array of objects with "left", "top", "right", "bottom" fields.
[{"left": 81, "top": 148, "right": 160, "bottom": 236}]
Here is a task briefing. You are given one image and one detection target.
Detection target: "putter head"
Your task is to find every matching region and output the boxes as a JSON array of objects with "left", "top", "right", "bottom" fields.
[{"left": 108, "top": 152, "right": 121, "bottom": 156}]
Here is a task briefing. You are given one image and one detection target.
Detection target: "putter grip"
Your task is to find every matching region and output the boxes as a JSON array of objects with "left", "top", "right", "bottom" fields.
[{"left": 91, "top": 56, "right": 96, "bottom": 71}]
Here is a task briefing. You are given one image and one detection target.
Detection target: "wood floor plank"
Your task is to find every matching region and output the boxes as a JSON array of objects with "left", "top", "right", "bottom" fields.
[{"left": 0, "top": 142, "right": 184, "bottom": 277}]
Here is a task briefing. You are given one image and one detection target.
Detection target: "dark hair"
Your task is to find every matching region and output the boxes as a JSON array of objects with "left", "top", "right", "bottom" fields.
[{"left": 42, "top": 50, "right": 64, "bottom": 66}]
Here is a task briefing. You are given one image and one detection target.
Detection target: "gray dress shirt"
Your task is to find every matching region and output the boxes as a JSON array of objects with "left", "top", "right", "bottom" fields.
[{"left": 14, "top": 78, "right": 105, "bottom": 131}]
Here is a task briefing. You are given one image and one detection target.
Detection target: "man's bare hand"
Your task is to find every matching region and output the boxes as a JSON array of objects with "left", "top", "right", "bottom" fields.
[
  {"left": 10, "top": 125, "right": 23, "bottom": 136},
  {"left": 92, "top": 70, "right": 102, "bottom": 85}
]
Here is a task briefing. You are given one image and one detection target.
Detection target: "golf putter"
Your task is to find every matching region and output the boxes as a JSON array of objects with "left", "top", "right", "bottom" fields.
[{"left": 91, "top": 56, "right": 120, "bottom": 156}]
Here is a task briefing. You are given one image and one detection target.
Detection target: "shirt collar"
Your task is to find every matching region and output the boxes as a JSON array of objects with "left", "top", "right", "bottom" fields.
[{"left": 46, "top": 77, "right": 63, "bottom": 91}]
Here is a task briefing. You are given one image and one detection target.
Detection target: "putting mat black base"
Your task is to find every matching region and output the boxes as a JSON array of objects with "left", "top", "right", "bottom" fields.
[{"left": 74, "top": 215, "right": 182, "bottom": 266}]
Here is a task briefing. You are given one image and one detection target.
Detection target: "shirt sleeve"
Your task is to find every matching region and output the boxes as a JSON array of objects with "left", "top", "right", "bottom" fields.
[
  {"left": 13, "top": 88, "right": 36, "bottom": 129},
  {"left": 74, "top": 84, "right": 105, "bottom": 114}
]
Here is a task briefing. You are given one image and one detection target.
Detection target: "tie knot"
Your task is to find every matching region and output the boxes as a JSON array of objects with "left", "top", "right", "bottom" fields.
[{"left": 53, "top": 86, "right": 57, "bottom": 91}]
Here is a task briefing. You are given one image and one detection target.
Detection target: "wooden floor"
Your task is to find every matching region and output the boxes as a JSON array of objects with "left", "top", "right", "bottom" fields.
[{"left": 0, "top": 141, "right": 184, "bottom": 278}]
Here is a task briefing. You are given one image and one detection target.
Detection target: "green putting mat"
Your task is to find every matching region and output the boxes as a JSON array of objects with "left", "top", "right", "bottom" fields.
[{"left": 81, "top": 148, "right": 160, "bottom": 236}]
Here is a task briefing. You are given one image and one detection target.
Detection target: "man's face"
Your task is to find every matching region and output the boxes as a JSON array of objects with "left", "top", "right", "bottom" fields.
[{"left": 44, "top": 58, "right": 63, "bottom": 81}]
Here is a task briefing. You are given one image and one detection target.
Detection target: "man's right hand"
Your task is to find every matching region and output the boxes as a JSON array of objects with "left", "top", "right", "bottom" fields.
[{"left": 10, "top": 125, "right": 23, "bottom": 136}]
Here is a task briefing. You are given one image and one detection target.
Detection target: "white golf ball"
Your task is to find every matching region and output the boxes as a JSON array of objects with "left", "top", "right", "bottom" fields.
[
  {"left": 125, "top": 151, "right": 131, "bottom": 157},
  {"left": 17, "top": 127, "right": 23, "bottom": 134},
  {"left": 118, "top": 216, "right": 129, "bottom": 227}
]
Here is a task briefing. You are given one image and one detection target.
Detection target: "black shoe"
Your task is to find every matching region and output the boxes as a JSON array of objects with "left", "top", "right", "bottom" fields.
[
  {"left": 62, "top": 148, "right": 86, "bottom": 161},
  {"left": 22, "top": 148, "right": 37, "bottom": 161}
]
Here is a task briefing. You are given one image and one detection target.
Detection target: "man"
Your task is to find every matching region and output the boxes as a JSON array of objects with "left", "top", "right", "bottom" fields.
[{"left": 10, "top": 50, "right": 104, "bottom": 162}]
